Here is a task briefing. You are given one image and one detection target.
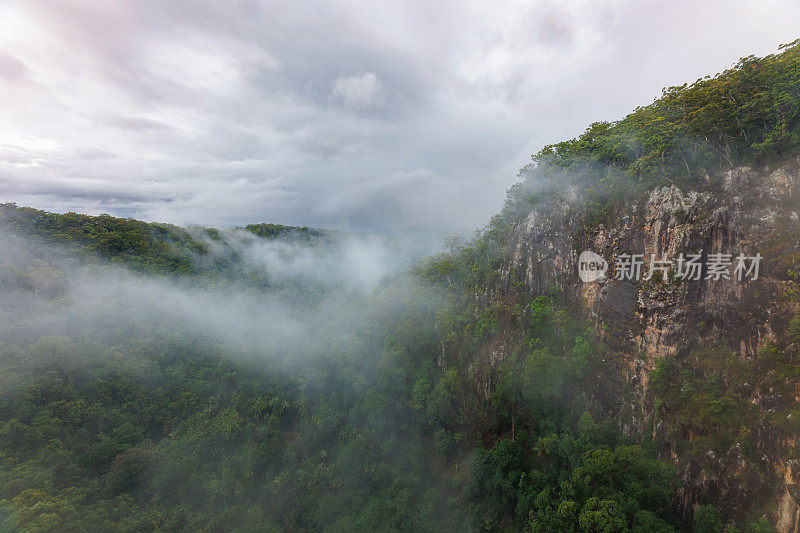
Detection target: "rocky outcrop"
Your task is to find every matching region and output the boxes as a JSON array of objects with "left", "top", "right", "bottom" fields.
[
  {"left": 778, "top": 461, "right": 800, "bottom": 533},
  {"left": 496, "top": 158, "right": 800, "bottom": 529}
]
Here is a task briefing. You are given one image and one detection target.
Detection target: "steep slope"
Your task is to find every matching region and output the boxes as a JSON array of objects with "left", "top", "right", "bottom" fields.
[
  {"left": 422, "top": 40, "right": 800, "bottom": 530},
  {"left": 497, "top": 158, "right": 800, "bottom": 527}
]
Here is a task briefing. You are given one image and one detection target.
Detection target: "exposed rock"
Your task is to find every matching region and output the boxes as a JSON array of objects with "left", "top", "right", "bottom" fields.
[
  {"left": 778, "top": 461, "right": 800, "bottom": 533},
  {"left": 495, "top": 157, "right": 800, "bottom": 529}
]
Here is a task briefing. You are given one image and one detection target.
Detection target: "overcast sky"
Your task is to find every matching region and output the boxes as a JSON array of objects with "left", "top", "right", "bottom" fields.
[{"left": 1, "top": 1, "right": 799, "bottom": 232}]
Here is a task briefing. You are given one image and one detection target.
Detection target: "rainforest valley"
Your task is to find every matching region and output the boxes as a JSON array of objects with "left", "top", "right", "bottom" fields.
[{"left": 1, "top": 40, "right": 800, "bottom": 532}]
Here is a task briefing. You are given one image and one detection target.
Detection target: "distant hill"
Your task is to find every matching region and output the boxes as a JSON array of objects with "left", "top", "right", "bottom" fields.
[{"left": 0, "top": 202, "right": 333, "bottom": 275}]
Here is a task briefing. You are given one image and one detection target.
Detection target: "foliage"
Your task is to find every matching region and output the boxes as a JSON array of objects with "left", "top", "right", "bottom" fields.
[
  {"left": 0, "top": 202, "right": 329, "bottom": 277},
  {"left": 499, "top": 39, "right": 800, "bottom": 238},
  {"left": 528, "top": 39, "right": 800, "bottom": 184},
  {"left": 3, "top": 35, "right": 792, "bottom": 531}
]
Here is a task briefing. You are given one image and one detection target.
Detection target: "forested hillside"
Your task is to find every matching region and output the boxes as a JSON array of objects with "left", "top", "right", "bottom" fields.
[
  {"left": 0, "top": 203, "right": 687, "bottom": 531},
  {"left": 415, "top": 39, "right": 800, "bottom": 531},
  {"left": 1, "top": 40, "right": 800, "bottom": 532},
  {"left": 0, "top": 203, "right": 330, "bottom": 276}
]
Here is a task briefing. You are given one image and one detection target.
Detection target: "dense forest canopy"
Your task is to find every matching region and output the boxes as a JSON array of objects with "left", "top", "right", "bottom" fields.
[
  {"left": 533, "top": 39, "right": 800, "bottom": 178},
  {"left": 500, "top": 39, "right": 800, "bottom": 233},
  {"left": 0, "top": 214, "right": 691, "bottom": 532},
  {"left": 2, "top": 40, "right": 799, "bottom": 532}
]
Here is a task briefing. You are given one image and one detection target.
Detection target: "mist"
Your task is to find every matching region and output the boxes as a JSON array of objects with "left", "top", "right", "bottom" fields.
[{"left": 0, "top": 225, "right": 445, "bottom": 377}]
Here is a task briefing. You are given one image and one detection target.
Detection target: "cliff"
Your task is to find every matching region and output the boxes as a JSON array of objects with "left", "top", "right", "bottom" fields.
[{"left": 493, "top": 157, "right": 800, "bottom": 529}]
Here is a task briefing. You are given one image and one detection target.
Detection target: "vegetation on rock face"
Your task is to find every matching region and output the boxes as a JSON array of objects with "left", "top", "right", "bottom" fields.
[{"left": 3, "top": 41, "right": 800, "bottom": 532}]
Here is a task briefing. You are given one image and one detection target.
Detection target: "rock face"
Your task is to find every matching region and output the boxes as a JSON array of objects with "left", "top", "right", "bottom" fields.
[
  {"left": 497, "top": 158, "right": 800, "bottom": 529},
  {"left": 778, "top": 461, "right": 800, "bottom": 533}
]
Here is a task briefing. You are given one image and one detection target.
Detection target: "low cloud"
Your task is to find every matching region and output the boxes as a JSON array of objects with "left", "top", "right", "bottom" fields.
[
  {"left": 0, "top": 223, "right": 443, "bottom": 371},
  {"left": 333, "top": 72, "right": 384, "bottom": 109}
]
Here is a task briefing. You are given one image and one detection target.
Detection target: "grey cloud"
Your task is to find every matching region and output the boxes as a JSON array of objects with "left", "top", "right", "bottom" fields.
[
  {"left": 333, "top": 72, "right": 384, "bottom": 109},
  {"left": 534, "top": 9, "right": 574, "bottom": 48},
  {"left": 104, "top": 116, "right": 175, "bottom": 132},
  {"left": 1, "top": 0, "right": 799, "bottom": 232},
  {"left": 0, "top": 53, "right": 28, "bottom": 81}
]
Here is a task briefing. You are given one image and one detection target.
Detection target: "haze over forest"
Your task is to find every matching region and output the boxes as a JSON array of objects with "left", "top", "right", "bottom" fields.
[{"left": 3, "top": 2, "right": 800, "bottom": 533}]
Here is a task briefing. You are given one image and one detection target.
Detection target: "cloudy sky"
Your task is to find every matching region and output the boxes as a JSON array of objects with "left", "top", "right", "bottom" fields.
[{"left": 1, "top": 0, "right": 799, "bottom": 232}]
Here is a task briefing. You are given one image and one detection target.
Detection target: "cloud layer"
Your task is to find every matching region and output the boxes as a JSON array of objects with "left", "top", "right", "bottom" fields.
[{"left": 1, "top": 0, "right": 799, "bottom": 231}]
